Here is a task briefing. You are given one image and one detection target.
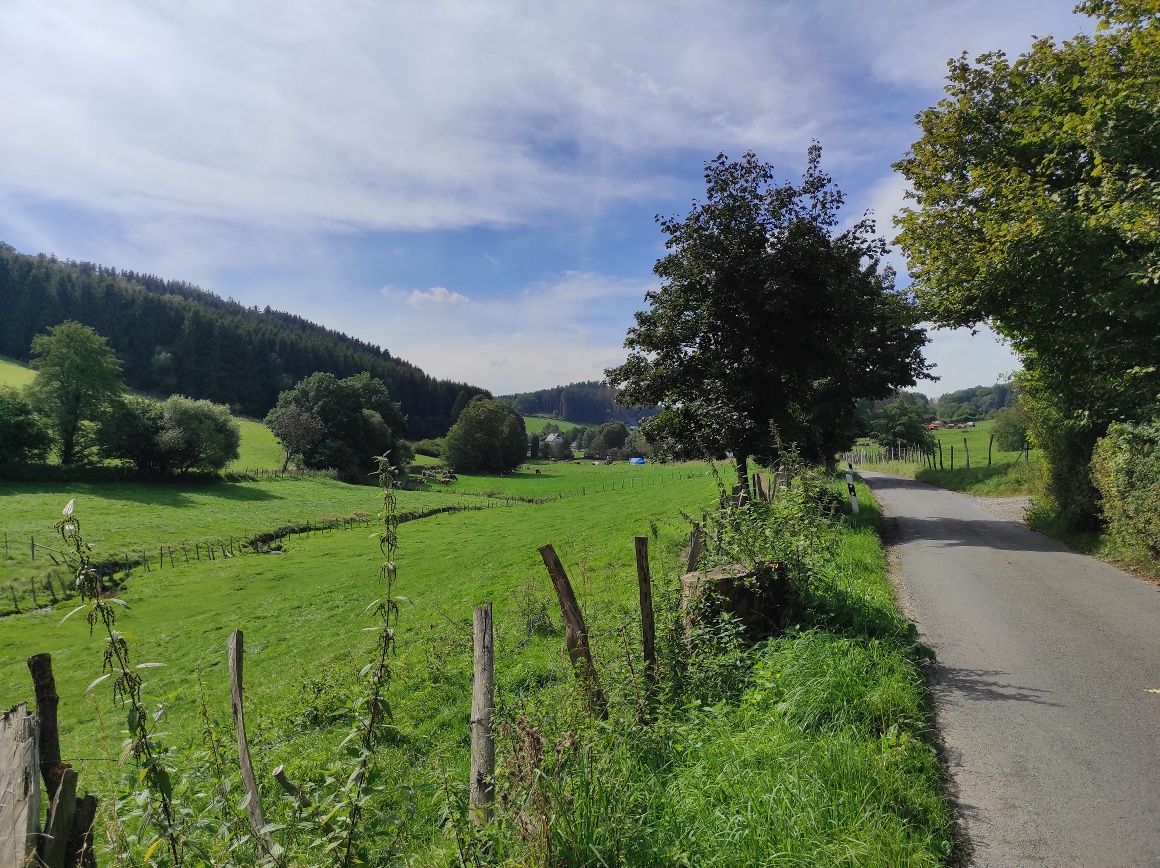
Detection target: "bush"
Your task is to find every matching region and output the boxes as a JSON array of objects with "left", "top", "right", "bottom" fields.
[
  {"left": 1091, "top": 419, "right": 1160, "bottom": 562},
  {"left": 443, "top": 398, "right": 527, "bottom": 472},
  {"left": 0, "top": 386, "right": 52, "bottom": 463},
  {"left": 96, "top": 395, "right": 240, "bottom": 474},
  {"left": 991, "top": 405, "right": 1028, "bottom": 452},
  {"left": 412, "top": 438, "right": 444, "bottom": 458}
]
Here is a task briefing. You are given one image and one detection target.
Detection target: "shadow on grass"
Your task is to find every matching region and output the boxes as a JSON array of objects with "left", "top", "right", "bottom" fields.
[{"left": 0, "top": 478, "right": 283, "bottom": 507}]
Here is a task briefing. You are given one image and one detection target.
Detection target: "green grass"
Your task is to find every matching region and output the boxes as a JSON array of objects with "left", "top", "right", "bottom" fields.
[
  {"left": 0, "top": 355, "right": 35, "bottom": 389},
  {"left": 227, "top": 419, "right": 286, "bottom": 472},
  {"left": 0, "top": 466, "right": 954, "bottom": 864},
  {"left": 849, "top": 420, "right": 1043, "bottom": 497},
  {"left": 522, "top": 416, "right": 579, "bottom": 434}
]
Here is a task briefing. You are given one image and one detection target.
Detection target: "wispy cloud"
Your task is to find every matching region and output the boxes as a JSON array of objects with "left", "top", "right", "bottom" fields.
[{"left": 406, "top": 286, "right": 471, "bottom": 310}]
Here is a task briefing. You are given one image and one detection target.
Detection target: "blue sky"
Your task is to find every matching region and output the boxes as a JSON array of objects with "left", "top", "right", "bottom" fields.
[{"left": 0, "top": 0, "right": 1089, "bottom": 396}]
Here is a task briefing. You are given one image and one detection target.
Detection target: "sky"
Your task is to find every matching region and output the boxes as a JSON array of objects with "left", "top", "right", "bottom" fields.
[{"left": 0, "top": 0, "right": 1090, "bottom": 398}]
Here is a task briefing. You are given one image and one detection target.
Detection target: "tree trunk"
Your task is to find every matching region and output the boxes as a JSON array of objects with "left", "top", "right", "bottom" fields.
[{"left": 734, "top": 451, "right": 750, "bottom": 498}]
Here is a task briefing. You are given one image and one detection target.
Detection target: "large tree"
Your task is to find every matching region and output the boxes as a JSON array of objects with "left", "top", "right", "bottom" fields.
[
  {"left": 894, "top": 0, "right": 1160, "bottom": 528},
  {"left": 606, "top": 147, "right": 929, "bottom": 483},
  {"left": 30, "top": 321, "right": 124, "bottom": 464},
  {"left": 265, "top": 372, "right": 409, "bottom": 477},
  {"left": 443, "top": 398, "right": 527, "bottom": 473}
]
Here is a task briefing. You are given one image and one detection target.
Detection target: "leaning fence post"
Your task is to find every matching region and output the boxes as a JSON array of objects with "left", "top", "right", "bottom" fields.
[
  {"left": 634, "top": 537, "right": 657, "bottom": 702},
  {"left": 537, "top": 544, "right": 608, "bottom": 719},
  {"left": 228, "top": 631, "right": 268, "bottom": 846},
  {"left": 470, "top": 603, "right": 495, "bottom": 824},
  {"left": 686, "top": 525, "right": 703, "bottom": 573}
]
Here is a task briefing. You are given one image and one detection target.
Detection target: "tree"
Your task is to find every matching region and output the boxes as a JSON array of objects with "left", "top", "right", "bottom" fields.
[
  {"left": 528, "top": 432, "right": 540, "bottom": 459},
  {"left": 598, "top": 421, "right": 629, "bottom": 450},
  {"left": 268, "top": 404, "right": 325, "bottom": 472},
  {"left": 157, "top": 396, "right": 241, "bottom": 473},
  {"left": 894, "top": 1, "right": 1160, "bottom": 528},
  {"left": 606, "top": 147, "right": 929, "bottom": 484},
  {"left": 442, "top": 398, "right": 528, "bottom": 473},
  {"left": 30, "top": 321, "right": 124, "bottom": 464},
  {"left": 870, "top": 400, "right": 935, "bottom": 451},
  {"left": 265, "top": 372, "right": 409, "bottom": 478},
  {"left": 992, "top": 405, "right": 1029, "bottom": 452},
  {"left": 0, "top": 386, "right": 51, "bottom": 463},
  {"left": 97, "top": 395, "right": 240, "bottom": 473}
]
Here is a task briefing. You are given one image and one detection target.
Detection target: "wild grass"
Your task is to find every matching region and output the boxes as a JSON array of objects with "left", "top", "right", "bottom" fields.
[
  {"left": 0, "top": 465, "right": 955, "bottom": 865},
  {"left": 521, "top": 416, "right": 579, "bottom": 434},
  {"left": 227, "top": 419, "right": 286, "bottom": 473}
]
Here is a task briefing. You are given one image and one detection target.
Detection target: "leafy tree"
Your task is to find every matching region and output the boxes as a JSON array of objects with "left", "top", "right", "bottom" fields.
[
  {"left": 96, "top": 396, "right": 168, "bottom": 472},
  {"left": 871, "top": 400, "right": 935, "bottom": 451},
  {"left": 528, "top": 432, "right": 540, "bottom": 459},
  {"left": 30, "top": 321, "right": 123, "bottom": 464},
  {"left": 992, "top": 405, "right": 1030, "bottom": 452},
  {"left": 265, "top": 372, "right": 409, "bottom": 478},
  {"left": 0, "top": 386, "right": 52, "bottom": 463},
  {"left": 598, "top": 421, "right": 629, "bottom": 450},
  {"left": 157, "top": 396, "right": 241, "bottom": 473},
  {"left": 894, "top": 1, "right": 1160, "bottom": 528},
  {"left": 268, "top": 404, "right": 326, "bottom": 472},
  {"left": 606, "top": 147, "right": 929, "bottom": 484},
  {"left": 442, "top": 398, "right": 527, "bottom": 473},
  {"left": 97, "top": 395, "right": 240, "bottom": 473}
]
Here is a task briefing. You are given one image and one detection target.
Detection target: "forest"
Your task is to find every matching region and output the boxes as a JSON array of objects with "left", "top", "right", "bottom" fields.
[
  {"left": 500, "top": 380, "right": 656, "bottom": 425},
  {"left": 0, "top": 244, "right": 487, "bottom": 438}
]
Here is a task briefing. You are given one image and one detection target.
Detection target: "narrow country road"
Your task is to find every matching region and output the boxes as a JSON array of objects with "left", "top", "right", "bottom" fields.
[{"left": 860, "top": 472, "right": 1160, "bottom": 868}]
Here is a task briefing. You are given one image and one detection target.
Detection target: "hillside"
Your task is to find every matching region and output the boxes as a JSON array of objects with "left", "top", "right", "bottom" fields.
[
  {"left": 501, "top": 380, "right": 656, "bottom": 426},
  {"left": 0, "top": 244, "right": 488, "bottom": 437}
]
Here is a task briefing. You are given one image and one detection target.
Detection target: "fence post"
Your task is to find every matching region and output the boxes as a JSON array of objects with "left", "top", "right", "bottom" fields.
[
  {"left": 686, "top": 525, "right": 703, "bottom": 573},
  {"left": 470, "top": 603, "right": 495, "bottom": 824},
  {"left": 964, "top": 437, "right": 970, "bottom": 469},
  {"left": 537, "top": 544, "right": 608, "bottom": 719},
  {"left": 228, "top": 631, "right": 268, "bottom": 847},
  {"left": 988, "top": 433, "right": 994, "bottom": 467},
  {"left": 635, "top": 537, "right": 657, "bottom": 704}
]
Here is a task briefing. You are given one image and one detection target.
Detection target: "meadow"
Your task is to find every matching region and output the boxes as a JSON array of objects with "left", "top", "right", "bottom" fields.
[
  {"left": 0, "top": 457, "right": 956, "bottom": 865},
  {"left": 0, "top": 355, "right": 36, "bottom": 388}
]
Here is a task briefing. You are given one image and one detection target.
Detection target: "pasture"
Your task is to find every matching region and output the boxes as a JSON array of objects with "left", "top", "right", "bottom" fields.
[
  {"left": 0, "top": 459, "right": 955, "bottom": 864},
  {"left": 521, "top": 415, "right": 578, "bottom": 434},
  {"left": 0, "top": 355, "right": 36, "bottom": 388}
]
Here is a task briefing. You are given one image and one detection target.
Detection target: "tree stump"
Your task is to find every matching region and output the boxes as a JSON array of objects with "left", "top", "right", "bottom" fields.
[{"left": 680, "top": 560, "right": 790, "bottom": 639}]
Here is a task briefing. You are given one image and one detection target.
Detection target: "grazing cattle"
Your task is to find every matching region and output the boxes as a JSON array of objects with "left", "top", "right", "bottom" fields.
[{"left": 535, "top": 468, "right": 541, "bottom": 474}]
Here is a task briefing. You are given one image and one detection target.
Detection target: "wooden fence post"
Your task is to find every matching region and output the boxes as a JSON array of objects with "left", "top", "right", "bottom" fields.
[
  {"left": 228, "top": 631, "right": 268, "bottom": 847},
  {"left": 988, "top": 433, "right": 994, "bottom": 467},
  {"left": 0, "top": 703, "right": 39, "bottom": 867},
  {"left": 537, "top": 544, "right": 608, "bottom": 720},
  {"left": 964, "top": 437, "right": 970, "bottom": 469},
  {"left": 634, "top": 538, "right": 657, "bottom": 702},
  {"left": 470, "top": 603, "right": 495, "bottom": 824},
  {"left": 686, "top": 525, "right": 703, "bottom": 573}
]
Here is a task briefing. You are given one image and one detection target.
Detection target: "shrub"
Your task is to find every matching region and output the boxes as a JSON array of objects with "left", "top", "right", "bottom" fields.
[
  {"left": 96, "top": 394, "right": 240, "bottom": 473},
  {"left": 412, "top": 438, "right": 444, "bottom": 458},
  {"left": 1091, "top": 419, "right": 1160, "bottom": 563},
  {"left": 0, "top": 386, "right": 52, "bottom": 463},
  {"left": 991, "top": 405, "right": 1029, "bottom": 452}
]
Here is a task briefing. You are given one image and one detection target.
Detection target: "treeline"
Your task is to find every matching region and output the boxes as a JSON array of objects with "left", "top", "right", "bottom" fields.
[
  {"left": 859, "top": 383, "right": 1017, "bottom": 425},
  {"left": 501, "top": 380, "right": 656, "bottom": 426},
  {"left": 0, "top": 244, "right": 487, "bottom": 437}
]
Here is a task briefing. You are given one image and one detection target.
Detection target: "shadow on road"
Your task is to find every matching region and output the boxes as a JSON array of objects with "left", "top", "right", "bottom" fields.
[
  {"left": 934, "top": 665, "right": 1062, "bottom": 707},
  {"left": 893, "top": 515, "right": 1067, "bottom": 554}
]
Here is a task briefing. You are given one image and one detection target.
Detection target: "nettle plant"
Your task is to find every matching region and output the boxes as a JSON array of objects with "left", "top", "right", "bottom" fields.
[{"left": 57, "top": 499, "right": 183, "bottom": 865}]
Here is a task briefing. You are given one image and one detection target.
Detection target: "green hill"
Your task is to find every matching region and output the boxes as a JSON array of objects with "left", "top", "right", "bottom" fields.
[{"left": 0, "top": 244, "right": 487, "bottom": 437}]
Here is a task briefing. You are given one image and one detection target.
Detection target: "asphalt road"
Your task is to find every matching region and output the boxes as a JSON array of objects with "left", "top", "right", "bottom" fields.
[{"left": 860, "top": 472, "right": 1160, "bottom": 868}]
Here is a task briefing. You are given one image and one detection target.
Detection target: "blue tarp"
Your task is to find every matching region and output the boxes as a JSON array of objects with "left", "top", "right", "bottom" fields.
[{"left": 630, "top": 457, "right": 646, "bottom": 464}]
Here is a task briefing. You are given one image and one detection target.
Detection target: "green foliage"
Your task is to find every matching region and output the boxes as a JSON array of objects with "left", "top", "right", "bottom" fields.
[
  {"left": 1091, "top": 418, "right": 1160, "bottom": 565},
  {"left": 991, "top": 404, "right": 1029, "bottom": 452},
  {"left": 0, "top": 386, "right": 51, "bottom": 463},
  {"left": 265, "top": 372, "right": 408, "bottom": 479},
  {"left": 895, "top": 2, "right": 1160, "bottom": 529},
  {"left": 30, "top": 321, "right": 124, "bottom": 465},
  {"left": 502, "top": 381, "right": 654, "bottom": 426},
  {"left": 442, "top": 397, "right": 528, "bottom": 473},
  {"left": 871, "top": 399, "right": 935, "bottom": 451},
  {"left": 0, "top": 244, "right": 486, "bottom": 436},
  {"left": 607, "top": 146, "right": 930, "bottom": 479},
  {"left": 412, "top": 437, "right": 443, "bottom": 458},
  {"left": 96, "top": 395, "right": 240, "bottom": 474},
  {"left": 934, "top": 383, "right": 1017, "bottom": 422}
]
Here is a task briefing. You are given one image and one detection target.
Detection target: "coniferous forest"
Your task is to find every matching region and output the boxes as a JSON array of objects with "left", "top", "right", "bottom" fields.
[{"left": 0, "top": 244, "right": 488, "bottom": 437}]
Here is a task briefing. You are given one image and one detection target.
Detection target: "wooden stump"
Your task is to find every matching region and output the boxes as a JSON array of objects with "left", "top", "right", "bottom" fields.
[{"left": 680, "top": 560, "right": 790, "bottom": 639}]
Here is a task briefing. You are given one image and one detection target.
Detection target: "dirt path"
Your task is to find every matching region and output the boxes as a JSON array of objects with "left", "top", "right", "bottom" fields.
[{"left": 861, "top": 472, "right": 1160, "bottom": 867}]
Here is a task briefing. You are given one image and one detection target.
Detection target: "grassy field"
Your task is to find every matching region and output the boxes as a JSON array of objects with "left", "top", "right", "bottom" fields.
[
  {"left": 0, "top": 355, "right": 36, "bottom": 388},
  {"left": 522, "top": 415, "right": 578, "bottom": 434},
  {"left": 0, "top": 460, "right": 955, "bottom": 864},
  {"left": 849, "top": 420, "right": 1042, "bottom": 497},
  {"left": 228, "top": 419, "right": 286, "bottom": 472}
]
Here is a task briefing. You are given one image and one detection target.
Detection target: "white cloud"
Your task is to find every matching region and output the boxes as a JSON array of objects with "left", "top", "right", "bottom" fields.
[
  {"left": 406, "top": 286, "right": 471, "bottom": 310},
  {"left": 923, "top": 325, "right": 1022, "bottom": 398}
]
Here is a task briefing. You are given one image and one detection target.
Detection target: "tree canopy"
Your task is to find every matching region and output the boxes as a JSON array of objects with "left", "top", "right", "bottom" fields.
[
  {"left": 606, "top": 146, "right": 929, "bottom": 481},
  {"left": 0, "top": 386, "right": 51, "bottom": 464},
  {"left": 265, "top": 372, "right": 409, "bottom": 478},
  {"left": 442, "top": 398, "right": 527, "bottom": 473},
  {"left": 30, "top": 320, "right": 124, "bottom": 465},
  {"left": 894, "top": 0, "right": 1160, "bottom": 527}
]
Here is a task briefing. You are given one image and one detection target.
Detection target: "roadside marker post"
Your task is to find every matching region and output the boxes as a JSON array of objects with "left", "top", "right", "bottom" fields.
[{"left": 845, "top": 463, "right": 860, "bottom": 514}]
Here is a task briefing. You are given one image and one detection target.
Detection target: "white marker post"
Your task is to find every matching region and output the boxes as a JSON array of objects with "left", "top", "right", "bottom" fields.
[{"left": 845, "top": 463, "right": 860, "bottom": 514}]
